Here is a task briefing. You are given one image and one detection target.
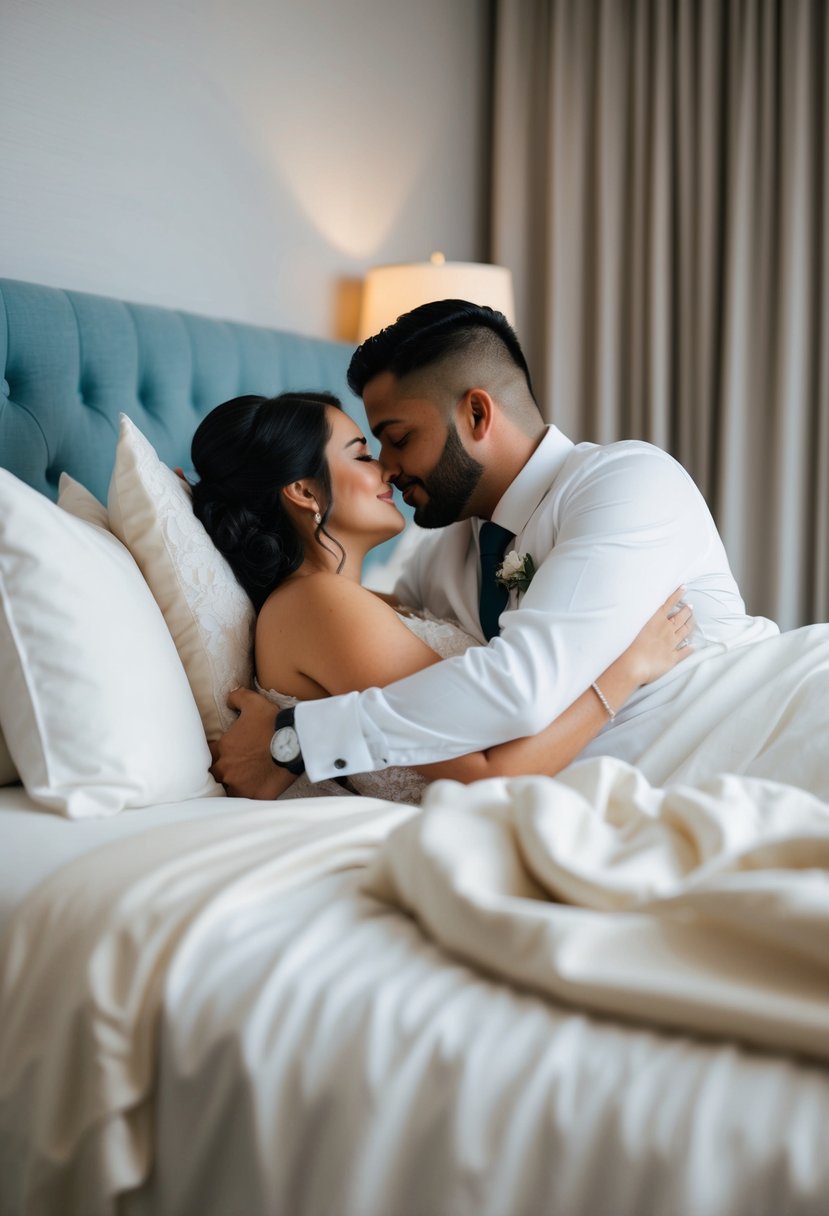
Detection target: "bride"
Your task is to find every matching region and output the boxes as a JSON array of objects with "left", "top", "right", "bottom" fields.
[{"left": 190, "top": 391, "right": 694, "bottom": 803}]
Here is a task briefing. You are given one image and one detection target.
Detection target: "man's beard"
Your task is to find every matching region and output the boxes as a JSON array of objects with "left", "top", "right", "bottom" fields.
[{"left": 408, "top": 424, "right": 484, "bottom": 528}]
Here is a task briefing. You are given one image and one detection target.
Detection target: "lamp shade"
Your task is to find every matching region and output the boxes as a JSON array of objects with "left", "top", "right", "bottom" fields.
[{"left": 357, "top": 255, "right": 515, "bottom": 341}]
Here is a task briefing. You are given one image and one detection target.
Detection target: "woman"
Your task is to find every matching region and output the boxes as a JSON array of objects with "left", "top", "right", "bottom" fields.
[{"left": 191, "top": 392, "right": 694, "bottom": 802}]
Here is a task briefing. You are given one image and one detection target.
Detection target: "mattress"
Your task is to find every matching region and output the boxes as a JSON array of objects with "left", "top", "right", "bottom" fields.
[{"left": 0, "top": 784, "right": 241, "bottom": 927}]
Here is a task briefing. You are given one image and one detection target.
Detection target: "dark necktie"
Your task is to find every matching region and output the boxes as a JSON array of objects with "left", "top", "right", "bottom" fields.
[{"left": 478, "top": 521, "right": 513, "bottom": 641}]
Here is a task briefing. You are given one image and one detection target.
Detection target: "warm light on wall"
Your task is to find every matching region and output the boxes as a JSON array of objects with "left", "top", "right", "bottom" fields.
[{"left": 357, "top": 253, "right": 516, "bottom": 340}]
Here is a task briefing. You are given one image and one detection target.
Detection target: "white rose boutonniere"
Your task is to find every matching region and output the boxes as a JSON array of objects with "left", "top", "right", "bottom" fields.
[{"left": 495, "top": 550, "right": 536, "bottom": 595}]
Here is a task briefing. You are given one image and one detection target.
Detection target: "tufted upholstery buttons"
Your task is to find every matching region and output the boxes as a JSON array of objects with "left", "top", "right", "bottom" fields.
[{"left": 0, "top": 278, "right": 357, "bottom": 507}]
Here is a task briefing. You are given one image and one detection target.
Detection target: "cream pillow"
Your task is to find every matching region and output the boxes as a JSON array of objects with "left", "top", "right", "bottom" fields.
[
  {"left": 107, "top": 414, "right": 254, "bottom": 739},
  {"left": 58, "top": 472, "right": 111, "bottom": 530},
  {"left": 0, "top": 470, "right": 221, "bottom": 818}
]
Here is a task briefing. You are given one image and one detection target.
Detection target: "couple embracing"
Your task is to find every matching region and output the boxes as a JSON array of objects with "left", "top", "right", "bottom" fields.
[{"left": 195, "top": 299, "right": 784, "bottom": 804}]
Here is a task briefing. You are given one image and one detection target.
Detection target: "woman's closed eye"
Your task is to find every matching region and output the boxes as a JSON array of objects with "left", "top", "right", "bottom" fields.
[{"left": 356, "top": 454, "right": 377, "bottom": 463}]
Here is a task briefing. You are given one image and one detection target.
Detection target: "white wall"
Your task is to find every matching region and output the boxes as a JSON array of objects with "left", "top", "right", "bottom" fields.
[{"left": 0, "top": 0, "right": 488, "bottom": 339}]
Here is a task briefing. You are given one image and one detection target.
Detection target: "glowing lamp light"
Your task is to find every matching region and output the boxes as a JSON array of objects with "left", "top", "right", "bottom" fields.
[{"left": 357, "top": 252, "right": 515, "bottom": 340}]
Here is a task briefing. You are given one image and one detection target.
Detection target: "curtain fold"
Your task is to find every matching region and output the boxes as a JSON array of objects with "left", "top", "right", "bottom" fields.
[{"left": 491, "top": 0, "right": 828, "bottom": 629}]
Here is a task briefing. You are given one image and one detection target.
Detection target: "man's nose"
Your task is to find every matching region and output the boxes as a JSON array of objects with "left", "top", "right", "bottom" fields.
[{"left": 378, "top": 450, "right": 399, "bottom": 478}]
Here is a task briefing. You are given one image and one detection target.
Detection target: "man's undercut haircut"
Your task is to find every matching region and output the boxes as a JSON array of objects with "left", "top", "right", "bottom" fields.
[{"left": 347, "top": 299, "right": 537, "bottom": 404}]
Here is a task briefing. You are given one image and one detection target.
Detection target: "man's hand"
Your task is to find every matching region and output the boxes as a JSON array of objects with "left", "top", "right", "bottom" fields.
[{"left": 210, "top": 687, "right": 298, "bottom": 800}]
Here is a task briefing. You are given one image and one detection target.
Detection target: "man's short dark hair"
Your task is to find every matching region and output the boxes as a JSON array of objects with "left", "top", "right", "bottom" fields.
[{"left": 347, "top": 299, "right": 536, "bottom": 402}]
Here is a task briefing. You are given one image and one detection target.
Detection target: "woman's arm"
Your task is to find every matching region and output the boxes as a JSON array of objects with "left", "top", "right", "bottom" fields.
[
  {"left": 256, "top": 577, "right": 692, "bottom": 783},
  {"left": 418, "top": 589, "right": 693, "bottom": 783}
]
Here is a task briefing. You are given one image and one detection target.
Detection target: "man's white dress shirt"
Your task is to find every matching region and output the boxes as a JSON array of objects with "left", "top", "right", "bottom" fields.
[{"left": 295, "top": 427, "right": 778, "bottom": 781}]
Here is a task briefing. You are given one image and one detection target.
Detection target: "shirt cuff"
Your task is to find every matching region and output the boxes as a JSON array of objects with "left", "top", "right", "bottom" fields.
[{"left": 294, "top": 693, "right": 378, "bottom": 782}]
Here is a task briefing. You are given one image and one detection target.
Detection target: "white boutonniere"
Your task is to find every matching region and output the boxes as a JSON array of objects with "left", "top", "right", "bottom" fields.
[{"left": 495, "top": 550, "right": 536, "bottom": 595}]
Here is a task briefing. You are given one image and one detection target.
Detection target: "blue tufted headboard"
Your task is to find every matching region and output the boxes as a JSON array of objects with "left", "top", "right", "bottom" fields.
[{"left": 0, "top": 278, "right": 406, "bottom": 568}]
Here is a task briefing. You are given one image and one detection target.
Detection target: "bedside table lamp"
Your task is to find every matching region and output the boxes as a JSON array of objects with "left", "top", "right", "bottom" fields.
[{"left": 358, "top": 253, "right": 515, "bottom": 340}]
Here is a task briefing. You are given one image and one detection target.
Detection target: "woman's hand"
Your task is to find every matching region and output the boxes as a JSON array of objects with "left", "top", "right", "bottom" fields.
[{"left": 623, "top": 587, "right": 695, "bottom": 686}]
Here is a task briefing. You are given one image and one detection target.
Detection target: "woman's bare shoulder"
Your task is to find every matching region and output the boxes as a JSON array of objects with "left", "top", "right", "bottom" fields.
[
  {"left": 256, "top": 573, "right": 439, "bottom": 698},
  {"left": 256, "top": 575, "right": 400, "bottom": 663},
  {"left": 259, "top": 572, "right": 389, "bottom": 623}
]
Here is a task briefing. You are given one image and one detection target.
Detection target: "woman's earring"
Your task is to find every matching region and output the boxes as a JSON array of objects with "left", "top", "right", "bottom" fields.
[{"left": 313, "top": 511, "right": 322, "bottom": 525}]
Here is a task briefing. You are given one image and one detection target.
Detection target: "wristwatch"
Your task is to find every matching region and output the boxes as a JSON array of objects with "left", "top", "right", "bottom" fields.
[{"left": 269, "top": 706, "right": 305, "bottom": 775}]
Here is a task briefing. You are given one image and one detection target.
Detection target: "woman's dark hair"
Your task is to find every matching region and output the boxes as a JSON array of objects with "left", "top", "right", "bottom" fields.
[
  {"left": 347, "top": 298, "right": 535, "bottom": 401},
  {"left": 191, "top": 391, "right": 344, "bottom": 611}
]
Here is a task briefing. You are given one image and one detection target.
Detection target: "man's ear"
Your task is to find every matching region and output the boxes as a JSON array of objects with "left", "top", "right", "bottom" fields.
[{"left": 459, "top": 388, "right": 496, "bottom": 443}]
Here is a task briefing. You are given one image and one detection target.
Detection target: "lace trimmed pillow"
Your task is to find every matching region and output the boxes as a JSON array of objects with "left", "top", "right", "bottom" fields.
[{"left": 108, "top": 414, "right": 255, "bottom": 739}]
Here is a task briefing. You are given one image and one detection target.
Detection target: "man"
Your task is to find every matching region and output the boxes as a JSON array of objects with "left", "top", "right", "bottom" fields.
[{"left": 212, "top": 299, "right": 776, "bottom": 798}]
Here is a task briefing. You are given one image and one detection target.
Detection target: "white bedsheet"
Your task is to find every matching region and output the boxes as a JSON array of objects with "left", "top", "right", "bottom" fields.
[
  {"left": 2, "top": 791, "right": 829, "bottom": 1216},
  {"left": 579, "top": 623, "right": 829, "bottom": 794},
  {"left": 0, "top": 785, "right": 238, "bottom": 927}
]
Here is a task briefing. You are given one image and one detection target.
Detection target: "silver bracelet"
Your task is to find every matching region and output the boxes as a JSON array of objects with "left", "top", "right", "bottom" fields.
[{"left": 591, "top": 681, "right": 616, "bottom": 720}]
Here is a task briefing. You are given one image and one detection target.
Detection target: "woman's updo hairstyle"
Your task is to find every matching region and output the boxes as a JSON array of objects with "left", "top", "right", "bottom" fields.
[{"left": 191, "top": 391, "right": 343, "bottom": 610}]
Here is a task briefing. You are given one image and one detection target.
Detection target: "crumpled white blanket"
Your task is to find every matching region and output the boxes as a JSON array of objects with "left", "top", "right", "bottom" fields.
[{"left": 365, "top": 758, "right": 829, "bottom": 1062}]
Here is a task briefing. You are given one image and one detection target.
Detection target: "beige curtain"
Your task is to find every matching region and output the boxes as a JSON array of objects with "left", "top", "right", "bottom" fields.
[{"left": 491, "top": 0, "right": 828, "bottom": 630}]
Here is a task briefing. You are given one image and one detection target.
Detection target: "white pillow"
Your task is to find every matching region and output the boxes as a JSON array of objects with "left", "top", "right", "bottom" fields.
[
  {"left": 107, "top": 414, "right": 255, "bottom": 739},
  {"left": 0, "top": 474, "right": 104, "bottom": 789},
  {"left": 0, "top": 470, "right": 221, "bottom": 818}
]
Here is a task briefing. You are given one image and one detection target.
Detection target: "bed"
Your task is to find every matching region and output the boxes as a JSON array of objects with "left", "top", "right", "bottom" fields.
[{"left": 1, "top": 277, "right": 828, "bottom": 1216}]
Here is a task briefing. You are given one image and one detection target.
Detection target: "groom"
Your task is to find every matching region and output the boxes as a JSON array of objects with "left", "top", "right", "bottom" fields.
[{"left": 212, "top": 299, "right": 776, "bottom": 798}]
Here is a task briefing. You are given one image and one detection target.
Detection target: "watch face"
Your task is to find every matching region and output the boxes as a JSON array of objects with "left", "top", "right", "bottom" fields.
[{"left": 271, "top": 725, "right": 300, "bottom": 764}]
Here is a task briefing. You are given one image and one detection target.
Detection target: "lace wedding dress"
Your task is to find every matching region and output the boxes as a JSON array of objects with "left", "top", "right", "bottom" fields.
[{"left": 256, "top": 611, "right": 479, "bottom": 805}]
